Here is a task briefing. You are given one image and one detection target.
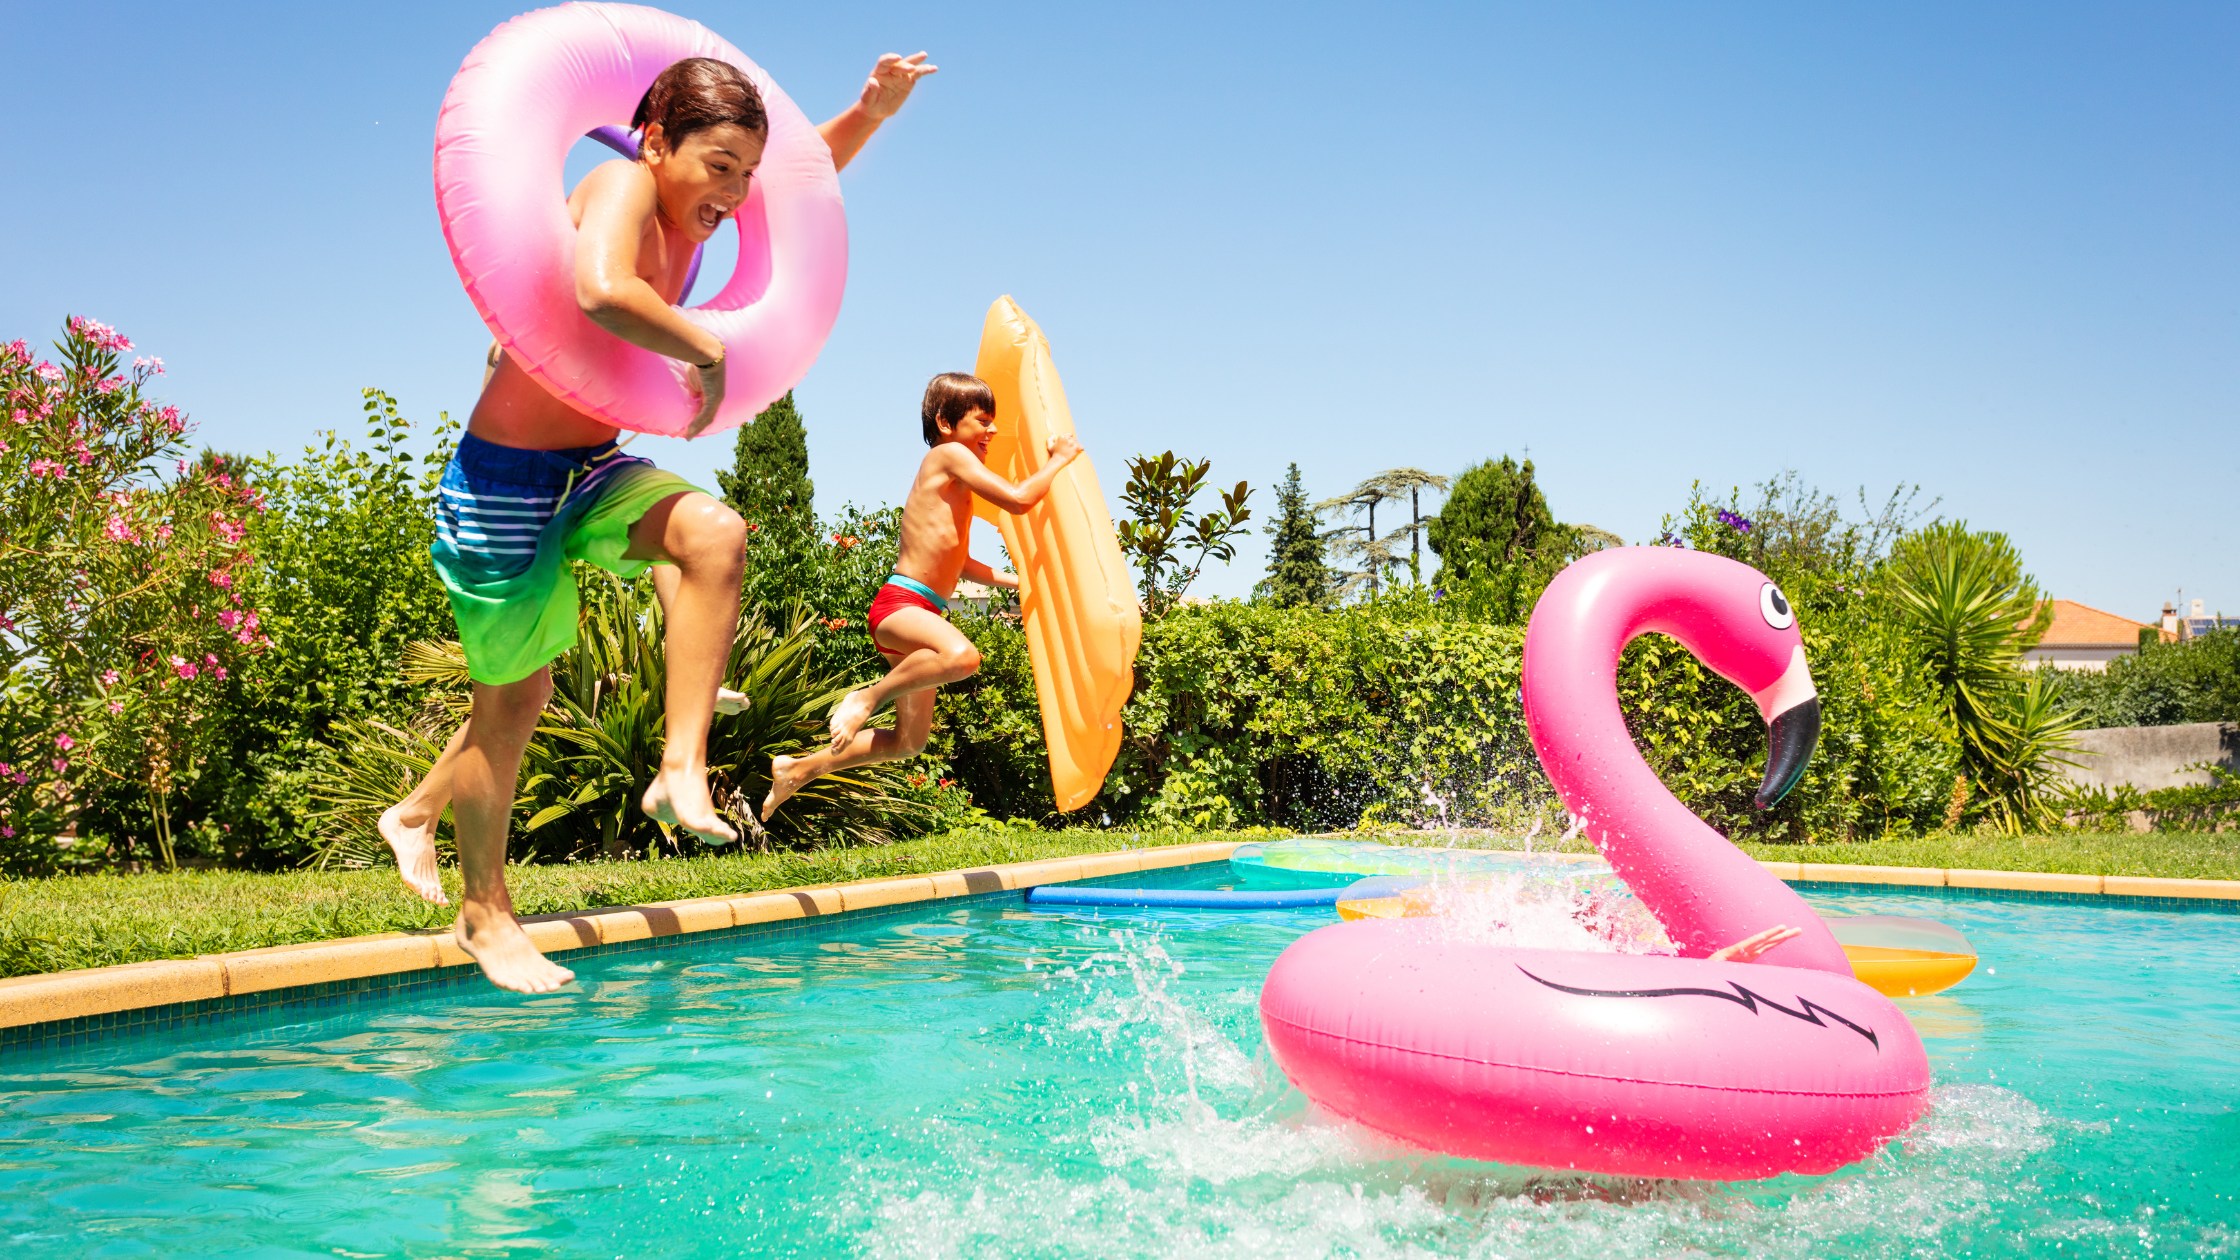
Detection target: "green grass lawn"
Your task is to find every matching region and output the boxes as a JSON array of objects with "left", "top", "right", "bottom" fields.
[
  {"left": 0, "top": 828, "right": 1255, "bottom": 980},
  {"left": 1737, "top": 830, "right": 2240, "bottom": 881},
  {"left": 1, "top": 827, "right": 2230, "bottom": 980}
]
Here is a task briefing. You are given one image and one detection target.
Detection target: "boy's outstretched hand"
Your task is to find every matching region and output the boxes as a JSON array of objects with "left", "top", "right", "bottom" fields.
[
  {"left": 1047, "top": 433, "right": 1081, "bottom": 463},
  {"left": 1708, "top": 924, "right": 1802, "bottom": 964},
  {"left": 858, "top": 52, "right": 937, "bottom": 121}
]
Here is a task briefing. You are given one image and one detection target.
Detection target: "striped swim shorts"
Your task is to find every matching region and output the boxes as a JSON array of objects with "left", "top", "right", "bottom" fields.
[{"left": 431, "top": 432, "right": 705, "bottom": 686}]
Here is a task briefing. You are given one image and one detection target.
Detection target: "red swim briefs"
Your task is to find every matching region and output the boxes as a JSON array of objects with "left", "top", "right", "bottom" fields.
[{"left": 866, "top": 581, "right": 946, "bottom": 659}]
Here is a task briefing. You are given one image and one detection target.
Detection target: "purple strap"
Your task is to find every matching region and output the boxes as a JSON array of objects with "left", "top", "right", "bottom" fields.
[{"left": 583, "top": 126, "right": 706, "bottom": 299}]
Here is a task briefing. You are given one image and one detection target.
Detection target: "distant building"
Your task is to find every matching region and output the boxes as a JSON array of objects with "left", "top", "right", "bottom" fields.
[
  {"left": 2164, "top": 598, "right": 2236, "bottom": 642},
  {"left": 2024, "top": 600, "right": 2165, "bottom": 672}
]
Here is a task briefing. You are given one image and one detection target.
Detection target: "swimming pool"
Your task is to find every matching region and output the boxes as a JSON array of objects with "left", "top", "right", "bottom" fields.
[{"left": 0, "top": 863, "right": 2234, "bottom": 1257}]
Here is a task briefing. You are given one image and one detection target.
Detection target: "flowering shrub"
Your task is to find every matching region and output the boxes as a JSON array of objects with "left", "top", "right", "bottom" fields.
[{"left": 0, "top": 318, "right": 264, "bottom": 871}]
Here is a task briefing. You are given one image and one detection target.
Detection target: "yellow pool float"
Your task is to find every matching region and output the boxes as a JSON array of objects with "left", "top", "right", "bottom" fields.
[{"left": 969, "top": 297, "right": 1140, "bottom": 811}]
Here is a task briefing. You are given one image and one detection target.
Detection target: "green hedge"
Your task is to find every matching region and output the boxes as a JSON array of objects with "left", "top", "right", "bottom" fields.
[{"left": 936, "top": 581, "right": 1960, "bottom": 842}]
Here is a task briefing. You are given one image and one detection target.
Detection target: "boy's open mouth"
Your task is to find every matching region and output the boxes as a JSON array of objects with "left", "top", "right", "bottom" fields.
[{"left": 696, "top": 203, "right": 727, "bottom": 232}]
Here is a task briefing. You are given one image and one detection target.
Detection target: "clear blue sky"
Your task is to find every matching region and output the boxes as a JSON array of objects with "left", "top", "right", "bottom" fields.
[{"left": 4, "top": 2, "right": 2233, "bottom": 616}]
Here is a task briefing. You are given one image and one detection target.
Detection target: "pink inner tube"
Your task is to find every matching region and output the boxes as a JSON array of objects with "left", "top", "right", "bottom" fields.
[
  {"left": 433, "top": 3, "right": 847, "bottom": 437},
  {"left": 1259, "top": 549, "right": 1932, "bottom": 1179}
]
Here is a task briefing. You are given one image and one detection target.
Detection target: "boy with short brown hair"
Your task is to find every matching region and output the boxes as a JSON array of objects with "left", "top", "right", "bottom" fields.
[{"left": 760, "top": 372, "right": 1079, "bottom": 818}]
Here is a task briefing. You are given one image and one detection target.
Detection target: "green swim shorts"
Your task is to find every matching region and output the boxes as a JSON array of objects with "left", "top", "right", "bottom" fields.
[{"left": 431, "top": 432, "right": 708, "bottom": 686}]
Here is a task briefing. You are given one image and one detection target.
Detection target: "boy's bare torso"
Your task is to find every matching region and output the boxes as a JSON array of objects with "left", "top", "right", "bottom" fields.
[
  {"left": 468, "top": 167, "right": 691, "bottom": 451},
  {"left": 894, "top": 446, "right": 979, "bottom": 598}
]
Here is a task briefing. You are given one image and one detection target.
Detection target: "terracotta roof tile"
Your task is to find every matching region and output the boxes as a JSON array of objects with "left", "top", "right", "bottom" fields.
[{"left": 2034, "top": 599, "right": 2159, "bottom": 649}]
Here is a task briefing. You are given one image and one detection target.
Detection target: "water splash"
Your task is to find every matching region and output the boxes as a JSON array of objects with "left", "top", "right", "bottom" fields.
[{"left": 842, "top": 930, "right": 2107, "bottom": 1260}]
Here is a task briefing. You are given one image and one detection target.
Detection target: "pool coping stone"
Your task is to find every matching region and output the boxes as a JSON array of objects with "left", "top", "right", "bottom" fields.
[
  {"left": 0, "top": 841, "right": 1239, "bottom": 1038},
  {"left": 4, "top": 841, "right": 2236, "bottom": 1048}
]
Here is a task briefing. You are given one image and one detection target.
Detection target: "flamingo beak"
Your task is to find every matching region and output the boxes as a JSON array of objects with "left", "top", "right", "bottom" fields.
[{"left": 1751, "top": 646, "right": 1819, "bottom": 810}]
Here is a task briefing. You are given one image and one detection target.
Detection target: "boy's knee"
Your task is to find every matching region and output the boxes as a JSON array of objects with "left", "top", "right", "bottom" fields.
[
  {"left": 479, "top": 673, "right": 551, "bottom": 728},
  {"left": 948, "top": 644, "right": 982, "bottom": 677},
  {"left": 673, "top": 498, "right": 747, "bottom": 570}
]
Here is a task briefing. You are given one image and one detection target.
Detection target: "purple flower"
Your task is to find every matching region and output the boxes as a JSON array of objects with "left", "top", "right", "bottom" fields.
[{"left": 1715, "top": 509, "right": 1755, "bottom": 535}]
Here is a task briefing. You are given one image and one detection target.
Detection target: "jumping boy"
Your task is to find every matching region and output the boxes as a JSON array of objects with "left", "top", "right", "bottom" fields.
[
  {"left": 380, "top": 52, "right": 935, "bottom": 994},
  {"left": 759, "top": 373, "right": 1080, "bottom": 819}
]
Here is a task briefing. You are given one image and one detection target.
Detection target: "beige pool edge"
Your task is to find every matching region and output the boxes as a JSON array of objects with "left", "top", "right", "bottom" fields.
[
  {"left": 0, "top": 841, "right": 1243, "bottom": 1032},
  {"left": 3, "top": 843, "right": 2234, "bottom": 1033}
]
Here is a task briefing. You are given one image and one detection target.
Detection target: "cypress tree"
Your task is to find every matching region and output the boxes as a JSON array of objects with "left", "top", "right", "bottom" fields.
[
  {"left": 1259, "top": 463, "right": 1329, "bottom": 608},
  {"left": 1425, "top": 456, "right": 1554, "bottom": 583},
  {"left": 716, "top": 392, "right": 814, "bottom": 530}
]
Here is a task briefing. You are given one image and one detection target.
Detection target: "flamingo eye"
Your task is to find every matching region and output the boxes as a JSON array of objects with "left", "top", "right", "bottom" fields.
[{"left": 1759, "top": 582, "right": 1794, "bottom": 630}]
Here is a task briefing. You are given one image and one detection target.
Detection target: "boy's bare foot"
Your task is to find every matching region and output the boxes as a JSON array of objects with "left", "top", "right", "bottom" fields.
[
  {"left": 716, "top": 686, "right": 748, "bottom": 715},
  {"left": 378, "top": 803, "right": 449, "bottom": 906},
  {"left": 453, "top": 906, "right": 574, "bottom": 994},
  {"left": 828, "top": 687, "right": 876, "bottom": 753},
  {"left": 642, "top": 768, "right": 740, "bottom": 846},
  {"left": 761, "top": 754, "right": 813, "bottom": 821}
]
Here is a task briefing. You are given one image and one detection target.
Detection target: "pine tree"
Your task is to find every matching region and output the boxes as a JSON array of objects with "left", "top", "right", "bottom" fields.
[
  {"left": 716, "top": 392, "right": 814, "bottom": 530},
  {"left": 1258, "top": 463, "right": 1329, "bottom": 608}
]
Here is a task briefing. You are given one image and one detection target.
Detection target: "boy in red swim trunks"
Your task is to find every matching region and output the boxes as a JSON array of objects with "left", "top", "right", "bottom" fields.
[{"left": 760, "top": 373, "right": 1080, "bottom": 819}]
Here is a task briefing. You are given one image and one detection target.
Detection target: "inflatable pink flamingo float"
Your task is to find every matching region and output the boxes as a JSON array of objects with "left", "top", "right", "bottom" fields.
[{"left": 1259, "top": 547, "right": 1930, "bottom": 1179}]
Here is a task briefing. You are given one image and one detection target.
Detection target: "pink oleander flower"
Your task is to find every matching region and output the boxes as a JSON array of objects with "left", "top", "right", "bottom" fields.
[
  {"left": 156, "top": 523, "right": 173, "bottom": 542},
  {"left": 103, "top": 515, "right": 136, "bottom": 543},
  {"left": 171, "top": 655, "right": 197, "bottom": 680},
  {"left": 33, "top": 362, "right": 63, "bottom": 383},
  {"left": 132, "top": 355, "right": 164, "bottom": 376},
  {"left": 27, "top": 459, "right": 62, "bottom": 478},
  {"left": 101, "top": 669, "right": 119, "bottom": 686},
  {"left": 107, "top": 700, "right": 123, "bottom": 715},
  {"left": 8, "top": 409, "right": 24, "bottom": 424},
  {"left": 92, "top": 376, "right": 124, "bottom": 396},
  {"left": 159, "top": 405, "right": 182, "bottom": 434},
  {"left": 8, "top": 771, "right": 27, "bottom": 786},
  {"left": 208, "top": 570, "right": 233, "bottom": 589},
  {"left": 203, "top": 653, "right": 219, "bottom": 667},
  {"left": 0, "top": 441, "right": 9, "bottom": 455},
  {"left": 54, "top": 734, "right": 75, "bottom": 752},
  {"left": 2, "top": 339, "right": 27, "bottom": 364},
  {"left": 72, "top": 440, "right": 92, "bottom": 466},
  {"left": 51, "top": 759, "right": 67, "bottom": 774},
  {"left": 213, "top": 517, "right": 246, "bottom": 544},
  {"left": 1, "top": 827, "right": 13, "bottom": 839},
  {"left": 0, "top": 614, "right": 12, "bottom": 632},
  {"left": 212, "top": 665, "right": 227, "bottom": 681},
  {"left": 68, "top": 317, "right": 131, "bottom": 353},
  {"left": 217, "top": 610, "right": 242, "bottom": 631},
  {"left": 211, "top": 472, "right": 233, "bottom": 490},
  {"left": 0, "top": 763, "right": 11, "bottom": 777}
]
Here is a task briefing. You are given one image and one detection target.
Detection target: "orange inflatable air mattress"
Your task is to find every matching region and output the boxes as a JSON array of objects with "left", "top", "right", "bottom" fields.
[{"left": 970, "top": 297, "right": 1140, "bottom": 810}]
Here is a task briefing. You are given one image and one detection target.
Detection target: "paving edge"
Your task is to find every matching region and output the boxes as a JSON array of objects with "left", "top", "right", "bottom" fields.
[
  {"left": 0, "top": 841, "right": 1242, "bottom": 1032},
  {"left": 1765, "top": 860, "right": 2240, "bottom": 901}
]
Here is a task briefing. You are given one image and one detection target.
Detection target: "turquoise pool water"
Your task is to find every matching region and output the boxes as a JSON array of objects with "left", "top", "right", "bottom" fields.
[{"left": 1, "top": 866, "right": 2235, "bottom": 1257}]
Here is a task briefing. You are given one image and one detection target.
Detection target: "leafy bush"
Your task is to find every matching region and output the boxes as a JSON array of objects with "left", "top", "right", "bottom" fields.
[
  {"left": 2063, "top": 628, "right": 2240, "bottom": 729},
  {"left": 1115, "top": 452, "right": 1253, "bottom": 613},
  {"left": 177, "top": 391, "right": 459, "bottom": 867},
  {"left": 2064, "top": 766, "right": 2240, "bottom": 833},
  {"left": 311, "top": 574, "right": 944, "bottom": 866},
  {"left": 937, "top": 547, "right": 1960, "bottom": 843},
  {"left": 0, "top": 319, "right": 265, "bottom": 873}
]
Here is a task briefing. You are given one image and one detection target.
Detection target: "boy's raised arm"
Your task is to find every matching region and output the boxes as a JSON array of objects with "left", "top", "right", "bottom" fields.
[
  {"left": 820, "top": 53, "right": 937, "bottom": 172},
  {"left": 945, "top": 435, "right": 1080, "bottom": 515}
]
